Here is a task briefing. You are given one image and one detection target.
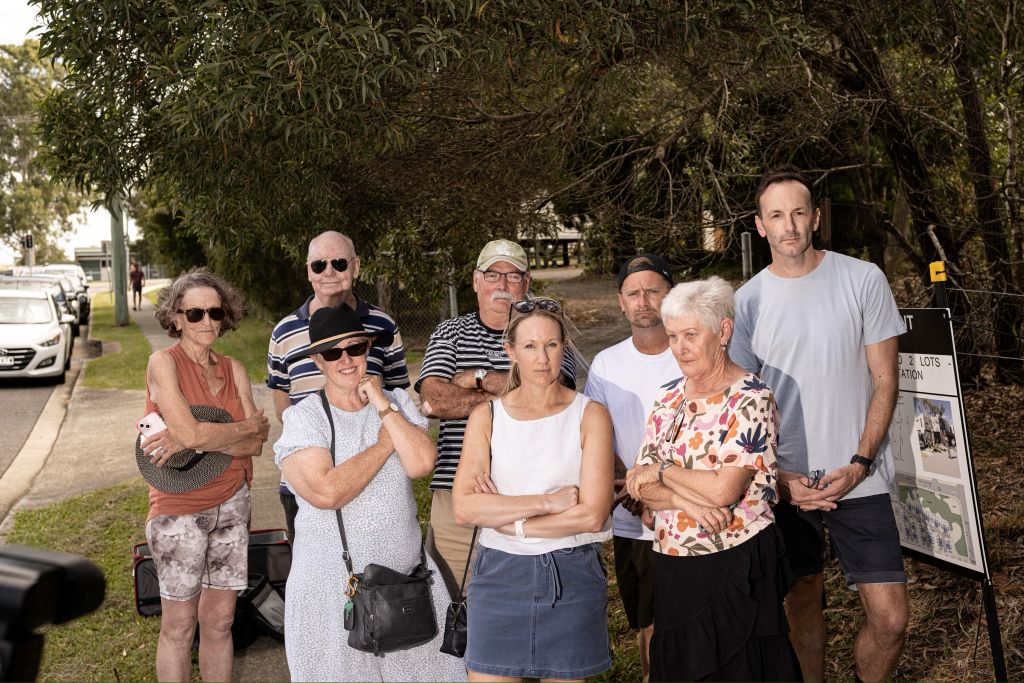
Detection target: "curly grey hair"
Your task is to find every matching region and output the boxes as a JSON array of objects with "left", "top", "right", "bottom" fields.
[{"left": 154, "top": 268, "right": 244, "bottom": 338}]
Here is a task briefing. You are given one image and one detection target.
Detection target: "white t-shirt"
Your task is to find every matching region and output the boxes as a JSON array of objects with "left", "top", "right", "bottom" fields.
[
  {"left": 584, "top": 338, "right": 681, "bottom": 539},
  {"left": 731, "top": 251, "right": 906, "bottom": 500}
]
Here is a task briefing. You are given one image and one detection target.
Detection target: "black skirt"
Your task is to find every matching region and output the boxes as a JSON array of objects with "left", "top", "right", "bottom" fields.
[{"left": 649, "top": 524, "right": 802, "bottom": 682}]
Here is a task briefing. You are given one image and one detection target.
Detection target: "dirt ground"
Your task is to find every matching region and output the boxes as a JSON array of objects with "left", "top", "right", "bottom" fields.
[{"left": 543, "top": 271, "right": 1023, "bottom": 682}]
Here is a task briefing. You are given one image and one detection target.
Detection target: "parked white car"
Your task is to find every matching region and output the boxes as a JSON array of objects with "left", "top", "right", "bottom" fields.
[{"left": 0, "top": 289, "right": 75, "bottom": 384}]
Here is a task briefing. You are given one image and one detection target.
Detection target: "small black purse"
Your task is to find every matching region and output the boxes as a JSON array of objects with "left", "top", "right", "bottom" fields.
[
  {"left": 320, "top": 391, "right": 437, "bottom": 657},
  {"left": 440, "top": 400, "right": 493, "bottom": 658},
  {"left": 439, "top": 526, "right": 476, "bottom": 657}
]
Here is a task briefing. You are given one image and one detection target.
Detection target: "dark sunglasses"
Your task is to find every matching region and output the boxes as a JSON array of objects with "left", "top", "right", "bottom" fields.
[
  {"left": 510, "top": 298, "right": 562, "bottom": 315},
  {"left": 309, "top": 258, "right": 349, "bottom": 275},
  {"left": 178, "top": 307, "right": 226, "bottom": 323},
  {"left": 319, "top": 340, "right": 371, "bottom": 361}
]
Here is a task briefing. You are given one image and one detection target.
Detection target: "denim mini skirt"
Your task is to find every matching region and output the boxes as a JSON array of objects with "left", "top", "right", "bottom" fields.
[{"left": 465, "top": 542, "right": 611, "bottom": 679}]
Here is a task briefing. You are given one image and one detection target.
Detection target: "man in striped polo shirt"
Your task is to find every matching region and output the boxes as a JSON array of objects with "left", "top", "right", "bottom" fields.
[
  {"left": 416, "top": 239, "right": 576, "bottom": 597},
  {"left": 267, "top": 230, "right": 409, "bottom": 540}
]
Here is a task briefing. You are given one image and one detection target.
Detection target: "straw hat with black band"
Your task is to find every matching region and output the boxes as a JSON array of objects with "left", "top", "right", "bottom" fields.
[{"left": 301, "top": 302, "right": 394, "bottom": 358}]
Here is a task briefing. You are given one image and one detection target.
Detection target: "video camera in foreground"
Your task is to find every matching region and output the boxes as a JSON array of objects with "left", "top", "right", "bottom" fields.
[{"left": 0, "top": 545, "right": 106, "bottom": 682}]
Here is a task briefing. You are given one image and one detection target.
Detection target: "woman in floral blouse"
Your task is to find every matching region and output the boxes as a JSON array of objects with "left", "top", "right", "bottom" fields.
[{"left": 625, "top": 276, "right": 801, "bottom": 682}]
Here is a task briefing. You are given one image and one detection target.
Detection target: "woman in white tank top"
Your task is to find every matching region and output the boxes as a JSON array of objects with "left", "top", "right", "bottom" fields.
[{"left": 452, "top": 297, "right": 614, "bottom": 682}]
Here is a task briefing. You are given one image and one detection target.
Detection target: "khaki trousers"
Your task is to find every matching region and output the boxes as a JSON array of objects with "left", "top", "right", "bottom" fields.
[{"left": 425, "top": 489, "right": 479, "bottom": 601}]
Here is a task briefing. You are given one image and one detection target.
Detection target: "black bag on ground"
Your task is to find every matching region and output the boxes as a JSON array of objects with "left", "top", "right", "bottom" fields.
[
  {"left": 319, "top": 390, "right": 436, "bottom": 657},
  {"left": 132, "top": 528, "right": 291, "bottom": 648}
]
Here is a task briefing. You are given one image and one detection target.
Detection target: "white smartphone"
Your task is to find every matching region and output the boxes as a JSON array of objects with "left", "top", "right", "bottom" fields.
[{"left": 137, "top": 411, "right": 168, "bottom": 439}]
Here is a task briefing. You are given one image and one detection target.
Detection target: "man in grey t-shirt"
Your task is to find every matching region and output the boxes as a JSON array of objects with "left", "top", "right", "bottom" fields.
[{"left": 731, "top": 166, "right": 907, "bottom": 682}]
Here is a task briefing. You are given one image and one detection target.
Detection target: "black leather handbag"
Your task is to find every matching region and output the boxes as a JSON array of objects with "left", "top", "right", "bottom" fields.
[
  {"left": 439, "top": 526, "right": 476, "bottom": 657},
  {"left": 320, "top": 391, "right": 437, "bottom": 656}
]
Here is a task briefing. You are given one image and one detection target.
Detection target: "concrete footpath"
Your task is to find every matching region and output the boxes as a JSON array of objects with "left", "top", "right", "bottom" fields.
[{"left": 0, "top": 284, "right": 291, "bottom": 681}]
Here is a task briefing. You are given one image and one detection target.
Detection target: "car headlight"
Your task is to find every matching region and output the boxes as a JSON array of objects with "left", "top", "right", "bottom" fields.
[{"left": 40, "top": 332, "right": 62, "bottom": 347}]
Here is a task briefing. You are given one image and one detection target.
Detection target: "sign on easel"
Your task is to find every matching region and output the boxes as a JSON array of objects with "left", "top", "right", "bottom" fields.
[
  {"left": 886, "top": 301, "right": 1005, "bottom": 681},
  {"left": 887, "top": 308, "right": 987, "bottom": 577}
]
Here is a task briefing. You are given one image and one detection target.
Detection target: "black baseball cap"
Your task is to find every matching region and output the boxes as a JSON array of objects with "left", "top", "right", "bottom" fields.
[{"left": 617, "top": 254, "right": 674, "bottom": 290}]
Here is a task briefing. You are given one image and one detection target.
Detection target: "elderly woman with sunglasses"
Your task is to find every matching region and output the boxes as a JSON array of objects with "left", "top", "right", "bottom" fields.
[
  {"left": 141, "top": 268, "right": 270, "bottom": 682},
  {"left": 273, "top": 303, "right": 465, "bottom": 682},
  {"left": 452, "top": 297, "right": 615, "bottom": 682},
  {"left": 624, "top": 277, "right": 801, "bottom": 682}
]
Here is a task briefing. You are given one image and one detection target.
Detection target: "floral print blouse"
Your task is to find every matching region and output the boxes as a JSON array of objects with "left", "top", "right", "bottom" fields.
[{"left": 636, "top": 373, "right": 780, "bottom": 556}]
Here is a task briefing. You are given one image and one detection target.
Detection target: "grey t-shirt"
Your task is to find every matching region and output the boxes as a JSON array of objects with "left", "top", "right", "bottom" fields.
[{"left": 730, "top": 251, "right": 906, "bottom": 499}]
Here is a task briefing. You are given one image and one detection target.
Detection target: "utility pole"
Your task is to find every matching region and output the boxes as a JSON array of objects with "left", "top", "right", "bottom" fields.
[{"left": 109, "top": 195, "right": 129, "bottom": 326}]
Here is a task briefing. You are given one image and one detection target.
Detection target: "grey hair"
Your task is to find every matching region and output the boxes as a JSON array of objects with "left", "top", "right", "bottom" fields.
[
  {"left": 660, "top": 276, "right": 735, "bottom": 332},
  {"left": 154, "top": 267, "right": 244, "bottom": 338}
]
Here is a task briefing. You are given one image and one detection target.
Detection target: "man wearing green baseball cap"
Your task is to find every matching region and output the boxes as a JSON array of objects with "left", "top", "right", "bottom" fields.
[{"left": 415, "top": 239, "right": 577, "bottom": 597}]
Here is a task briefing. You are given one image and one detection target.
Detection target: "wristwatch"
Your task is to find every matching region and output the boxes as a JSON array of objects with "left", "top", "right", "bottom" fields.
[
  {"left": 474, "top": 368, "right": 488, "bottom": 390},
  {"left": 850, "top": 454, "right": 876, "bottom": 476},
  {"left": 378, "top": 402, "right": 400, "bottom": 420},
  {"left": 658, "top": 460, "right": 676, "bottom": 484}
]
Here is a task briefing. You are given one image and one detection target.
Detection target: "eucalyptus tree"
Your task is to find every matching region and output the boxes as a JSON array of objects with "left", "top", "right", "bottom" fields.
[{"left": 0, "top": 41, "right": 85, "bottom": 262}]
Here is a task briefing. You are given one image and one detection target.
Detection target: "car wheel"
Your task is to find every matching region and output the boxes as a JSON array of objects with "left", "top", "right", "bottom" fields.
[
  {"left": 56, "top": 368, "right": 66, "bottom": 385},
  {"left": 64, "top": 353, "right": 72, "bottom": 371},
  {"left": 72, "top": 322, "right": 80, "bottom": 337}
]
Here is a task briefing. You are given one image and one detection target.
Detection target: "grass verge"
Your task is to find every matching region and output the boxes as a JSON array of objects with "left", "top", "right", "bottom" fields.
[
  {"left": 83, "top": 292, "right": 151, "bottom": 391},
  {"left": 214, "top": 316, "right": 275, "bottom": 384},
  {"left": 6, "top": 479, "right": 161, "bottom": 682}
]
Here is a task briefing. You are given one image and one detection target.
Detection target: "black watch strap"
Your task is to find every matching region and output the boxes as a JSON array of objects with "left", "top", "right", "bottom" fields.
[{"left": 850, "top": 454, "right": 875, "bottom": 476}]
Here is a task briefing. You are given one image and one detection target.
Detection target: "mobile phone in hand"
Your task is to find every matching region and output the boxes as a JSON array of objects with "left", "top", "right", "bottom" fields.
[{"left": 137, "top": 411, "right": 168, "bottom": 439}]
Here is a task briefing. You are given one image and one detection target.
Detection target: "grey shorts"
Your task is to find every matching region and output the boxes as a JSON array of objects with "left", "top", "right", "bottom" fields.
[{"left": 145, "top": 484, "right": 250, "bottom": 601}]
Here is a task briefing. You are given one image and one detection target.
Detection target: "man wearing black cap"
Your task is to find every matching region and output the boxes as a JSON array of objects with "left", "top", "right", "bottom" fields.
[{"left": 583, "top": 254, "right": 678, "bottom": 681}]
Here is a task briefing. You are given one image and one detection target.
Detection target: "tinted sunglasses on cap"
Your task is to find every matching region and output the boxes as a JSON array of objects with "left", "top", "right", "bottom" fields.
[
  {"left": 309, "top": 258, "right": 349, "bottom": 274},
  {"left": 319, "top": 340, "right": 370, "bottom": 361},
  {"left": 178, "top": 307, "right": 226, "bottom": 323}
]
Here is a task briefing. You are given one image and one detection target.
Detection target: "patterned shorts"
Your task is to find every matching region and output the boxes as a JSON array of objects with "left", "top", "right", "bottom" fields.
[{"left": 145, "top": 484, "right": 250, "bottom": 601}]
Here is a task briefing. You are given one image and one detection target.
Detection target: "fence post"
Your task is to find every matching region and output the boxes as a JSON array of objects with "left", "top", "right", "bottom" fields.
[
  {"left": 930, "top": 261, "right": 948, "bottom": 308},
  {"left": 448, "top": 268, "right": 458, "bottom": 319},
  {"left": 741, "top": 232, "right": 752, "bottom": 280}
]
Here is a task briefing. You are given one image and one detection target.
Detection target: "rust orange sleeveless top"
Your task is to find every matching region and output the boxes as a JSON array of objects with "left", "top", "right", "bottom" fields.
[{"left": 144, "top": 343, "right": 253, "bottom": 520}]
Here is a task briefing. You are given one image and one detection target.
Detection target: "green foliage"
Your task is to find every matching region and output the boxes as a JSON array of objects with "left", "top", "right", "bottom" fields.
[
  {"left": 0, "top": 41, "right": 88, "bottom": 259},
  {"left": 83, "top": 291, "right": 151, "bottom": 390},
  {"left": 213, "top": 313, "right": 275, "bottom": 383},
  {"left": 31, "top": 0, "right": 1024, "bottom": 378}
]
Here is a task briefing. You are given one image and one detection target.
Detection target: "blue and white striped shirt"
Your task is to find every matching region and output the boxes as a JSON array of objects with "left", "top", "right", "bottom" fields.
[{"left": 267, "top": 295, "right": 409, "bottom": 403}]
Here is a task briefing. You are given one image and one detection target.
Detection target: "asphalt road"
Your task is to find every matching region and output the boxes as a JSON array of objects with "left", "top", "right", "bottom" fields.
[{"left": 0, "top": 376, "right": 56, "bottom": 477}]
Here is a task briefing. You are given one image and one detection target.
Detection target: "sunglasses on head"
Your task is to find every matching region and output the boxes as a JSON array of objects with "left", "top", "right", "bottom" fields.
[
  {"left": 510, "top": 298, "right": 562, "bottom": 315},
  {"left": 178, "top": 307, "right": 226, "bottom": 323},
  {"left": 309, "top": 258, "right": 349, "bottom": 275},
  {"left": 319, "top": 340, "right": 370, "bottom": 361}
]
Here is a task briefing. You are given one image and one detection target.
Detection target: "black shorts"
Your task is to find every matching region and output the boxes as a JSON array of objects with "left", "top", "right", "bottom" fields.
[
  {"left": 613, "top": 535, "right": 655, "bottom": 629},
  {"left": 773, "top": 493, "right": 906, "bottom": 586}
]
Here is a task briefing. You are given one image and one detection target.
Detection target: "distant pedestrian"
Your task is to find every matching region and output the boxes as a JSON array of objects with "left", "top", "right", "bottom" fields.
[
  {"left": 267, "top": 230, "right": 408, "bottom": 541},
  {"left": 130, "top": 262, "right": 145, "bottom": 311},
  {"left": 138, "top": 268, "right": 270, "bottom": 682},
  {"left": 416, "top": 239, "right": 577, "bottom": 598},
  {"left": 583, "top": 253, "right": 677, "bottom": 681}
]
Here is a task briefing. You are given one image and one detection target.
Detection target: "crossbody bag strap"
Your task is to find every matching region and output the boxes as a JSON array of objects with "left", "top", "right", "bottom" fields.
[
  {"left": 455, "top": 399, "right": 494, "bottom": 599},
  {"left": 320, "top": 390, "right": 355, "bottom": 577}
]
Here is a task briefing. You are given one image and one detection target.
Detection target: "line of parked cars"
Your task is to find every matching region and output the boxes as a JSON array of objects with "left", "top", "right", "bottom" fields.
[{"left": 0, "top": 264, "right": 91, "bottom": 385}]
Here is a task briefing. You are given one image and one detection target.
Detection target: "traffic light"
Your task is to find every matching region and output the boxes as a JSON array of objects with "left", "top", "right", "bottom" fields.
[{"left": 21, "top": 234, "right": 33, "bottom": 250}]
